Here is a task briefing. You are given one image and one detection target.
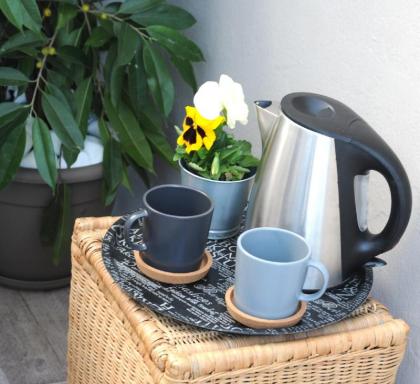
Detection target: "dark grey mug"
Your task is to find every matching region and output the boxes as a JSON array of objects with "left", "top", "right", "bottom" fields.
[{"left": 124, "top": 184, "right": 214, "bottom": 273}]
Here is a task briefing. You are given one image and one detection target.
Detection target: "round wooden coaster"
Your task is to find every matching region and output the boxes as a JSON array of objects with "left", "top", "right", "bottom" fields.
[
  {"left": 134, "top": 250, "right": 213, "bottom": 284},
  {"left": 225, "top": 286, "right": 307, "bottom": 329}
]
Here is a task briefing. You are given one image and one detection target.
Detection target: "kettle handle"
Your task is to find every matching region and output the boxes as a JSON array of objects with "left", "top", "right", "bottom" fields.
[{"left": 335, "top": 118, "right": 412, "bottom": 274}]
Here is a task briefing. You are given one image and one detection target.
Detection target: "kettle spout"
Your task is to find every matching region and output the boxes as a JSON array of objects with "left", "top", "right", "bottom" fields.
[{"left": 255, "top": 100, "right": 280, "bottom": 147}]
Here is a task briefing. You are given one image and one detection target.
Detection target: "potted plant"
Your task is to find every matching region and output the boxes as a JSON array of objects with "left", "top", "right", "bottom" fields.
[
  {"left": 0, "top": 0, "right": 203, "bottom": 289},
  {"left": 175, "top": 75, "right": 259, "bottom": 239}
]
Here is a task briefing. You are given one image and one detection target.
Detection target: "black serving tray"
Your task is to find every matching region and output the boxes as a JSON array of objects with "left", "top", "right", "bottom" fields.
[{"left": 102, "top": 215, "right": 373, "bottom": 336}]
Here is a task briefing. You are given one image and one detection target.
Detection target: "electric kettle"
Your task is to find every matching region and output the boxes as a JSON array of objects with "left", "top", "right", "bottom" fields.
[{"left": 246, "top": 92, "right": 412, "bottom": 289}]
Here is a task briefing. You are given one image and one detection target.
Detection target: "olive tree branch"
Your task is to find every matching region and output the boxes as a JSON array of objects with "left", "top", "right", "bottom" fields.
[
  {"left": 29, "top": 29, "right": 58, "bottom": 117},
  {"left": 89, "top": 10, "right": 151, "bottom": 40}
]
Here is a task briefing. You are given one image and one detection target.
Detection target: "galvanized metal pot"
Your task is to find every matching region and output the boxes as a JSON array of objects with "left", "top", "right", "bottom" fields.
[{"left": 179, "top": 161, "right": 255, "bottom": 240}]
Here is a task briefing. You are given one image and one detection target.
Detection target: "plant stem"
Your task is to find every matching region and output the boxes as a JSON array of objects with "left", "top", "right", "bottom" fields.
[
  {"left": 89, "top": 10, "right": 151, "bottom": 40},
  {"left": 82, "top": 10, "right": 92, "bottom": 34},
  {"left": 80, "top": 6, "right": 107, "bottom": 104},
  {"left": 29, "top": 30, "right": 58, "bottom": 117}
]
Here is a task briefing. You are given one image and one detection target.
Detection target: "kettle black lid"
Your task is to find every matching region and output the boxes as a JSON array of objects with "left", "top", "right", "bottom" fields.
[{"left": 281, "top": 92, "right": 363, "bottom": 142}]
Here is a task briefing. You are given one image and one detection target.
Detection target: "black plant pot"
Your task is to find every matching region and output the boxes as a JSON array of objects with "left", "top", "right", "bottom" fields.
[{"left": 0, "top": 164, "right": 112, "bottom": 290}]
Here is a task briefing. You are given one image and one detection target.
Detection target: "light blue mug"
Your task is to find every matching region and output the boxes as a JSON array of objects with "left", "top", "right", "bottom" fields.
[{"left": 234, "top": 227, "right": 329, "bottom": 320}]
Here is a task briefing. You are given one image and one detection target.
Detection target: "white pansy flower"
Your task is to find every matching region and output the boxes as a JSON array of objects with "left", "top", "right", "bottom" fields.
[
  {"left": 193, "top": 81, "right": 223, "bottom": 120},
  {"left": 218, "top": 74, "right": 248, "bottom": 129},
  {"left": 193, "top": 74, "right": 249, "bottom": 129}
]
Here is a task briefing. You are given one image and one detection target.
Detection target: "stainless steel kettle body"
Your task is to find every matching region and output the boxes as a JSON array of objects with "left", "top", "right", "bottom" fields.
[{"left": 246, "top": 93, "right": 412, "bottom": 289}]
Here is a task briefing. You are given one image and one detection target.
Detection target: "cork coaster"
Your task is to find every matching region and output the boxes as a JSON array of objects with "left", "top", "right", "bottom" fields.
[
  {"left": 225, "top": 286, "right": 307, "bottom": 329},
  {"left": 134, "top": 250, "right": 213, "bottom": 284}
]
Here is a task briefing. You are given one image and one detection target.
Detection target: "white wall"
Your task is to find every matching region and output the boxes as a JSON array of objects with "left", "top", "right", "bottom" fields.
[{"left": 117, "top": 1, "right": 420, "bottom": 381}]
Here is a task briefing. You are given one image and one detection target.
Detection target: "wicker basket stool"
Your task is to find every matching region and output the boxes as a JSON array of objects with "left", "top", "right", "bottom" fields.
[{"left": 68, "top": 216, "right": 409, "bottom": 384}]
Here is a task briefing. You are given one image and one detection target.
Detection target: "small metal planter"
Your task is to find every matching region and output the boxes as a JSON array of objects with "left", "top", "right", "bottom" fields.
[{"left": 180, "top": 161, "right": 256, "bottom": 240}]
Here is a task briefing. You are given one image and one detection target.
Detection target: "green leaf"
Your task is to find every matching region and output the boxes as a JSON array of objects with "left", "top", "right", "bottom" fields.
[
  {"left": 0, "top": 30, "right": 45, "bottom": 54},
  {"left": 98, "top": 117, "right": 111, "bottom": 143},
  {"left": 104, "top": 97, "right": 154, "bottom": 172},
  {"left": 17, "top": 56, "right": 35, "bottom": 82},
  {"left": 103, "top": 181, "right": 119, "bottom": 206},
  {"left": 21, "top": 0, "right": 42, "bottom": 32},
  {"left": 22, "top": 0, "right": 41, "bottom": 21},
  {"left": 57, "top": 2, "right": 78, "bottom": 29},
  {"left": 0, "top": 103, "right": 27, "bottom": 127},
  {"left": 98, "top": 17, "right": 114, "bottom": 34},
  {"left": 48, "top": 57, "right": 75, "bottom": 79},
  {"left": 57, "top": 46, "right": 88, "bottom": 66},
  {"left": 18, "top": 47, "right": 38, "bottom": 57},
  {"left": 40, "top": 191, "right": 60, "bottom": 246},
  {"left": 118, "top": 0, "right": 163, "bottom": 14},
  {"left": 0, "top": 0, "right": 41, "bottom": 33},
  {"left": 121, "top": 164, "right": 133, "bottom": 193},
  {"left": 85, "top": 26, "right": 112, "bottom": 48},
  {"left": 54, "top": 22, "right": 83, "bottom": 47},
  {"left": 110, "top": 64, "right": 124, "bottom": 107},
  {"left": 170, "top": 56, "right": 197, "bottom": 91},
  {"left": 138, "top": 111, "right": 173, "bottom": 163},
  {"left": 0, "top": 0, "right": 24, "bottom": 30},
  {"left": 62, "top": 146, "right": 80, "bottom": 168},
  {"left": 187, "top": 161, "right": 205, "bottom": 172},
  {"left": 239, "top": 154, "right": 260, "bottom": 168},
  {"left": 74, "top": 77, "right": 93, "bottom": 136},
  {"left": 46, "top": 69, "right": 68, "bottom": 88},
  {"left": 103, "top": 42, "right": 117, "bottom": 84},
  {"left": 112, "top": 19, "right": 121, "bottom": 35},
  {"left": 219, "top": 146, "right": 239, "bottom": 161},
  {"left": 17, "top": 59, "right": 34, "bottom": 94},
  {"left": 130, "top": 4, "right": 196, "bottom": 30},
  {"left": 0, "top": 105, "right": 29, "bottom": 145},
  {"left": 52, "top": 183, "right": 72, "bottom": 265},
  {"left": 116, "top": 22, "right": 140, "bottom": 66},
  {"left": 0, "top": 67, "right": 29, "bottom": 86},
  {"left": 32, "top": 117, "right": 57, "bottom": 191},
  {"left": 143, "top": 43, "right": 174, "bottom": 116},
  {"left": 0, "top": 123, "right": 26, "bottom": 190},
  {"left": 128, "top": 48, "right": 148, "bottom": 108},
  {"left": 42, "top": 93, "right": 84, "bottom": 150},
  {"left": 45, "top": 82, "right": 72, "bottom": 111},
  {"left": 103, "top": 138, "right": 123, "bottom": 200},
  {"left": 125, "top": 154, "right": 151, "bottom": 188},
  {"left": 146, "top": 25, "right": 204, "bottom": 62},
  {"left": 101, "top": 136, "right": 123, "bottom": 205},
  {"left": 55, "top": 0, "right": 78, "bottom": 4},
  {"left": 58, "top": 26, "right": 83, "bottom": 46}
]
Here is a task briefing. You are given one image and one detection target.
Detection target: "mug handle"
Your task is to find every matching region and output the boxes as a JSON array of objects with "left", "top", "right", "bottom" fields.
[
  {"left": 123, "top": 209, "right": 149, "bottom": 252},
  {"left": 298, "top": 260, "right": 329, "bottom": 302}
]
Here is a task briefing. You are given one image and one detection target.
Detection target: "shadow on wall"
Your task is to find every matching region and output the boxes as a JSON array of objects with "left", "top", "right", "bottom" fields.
[{"left": 112, "top": 157, "right": 179, "bottom": 215}]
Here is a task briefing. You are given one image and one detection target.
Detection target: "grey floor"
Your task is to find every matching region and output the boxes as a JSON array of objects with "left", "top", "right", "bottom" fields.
[{"left": 0, "top": 286, "right": 68, "bottom": 384}]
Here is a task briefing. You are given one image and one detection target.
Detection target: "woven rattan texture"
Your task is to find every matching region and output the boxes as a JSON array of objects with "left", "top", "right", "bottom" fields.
[{"left": 68, "top": 216, "right": 409, "bottom": 384}]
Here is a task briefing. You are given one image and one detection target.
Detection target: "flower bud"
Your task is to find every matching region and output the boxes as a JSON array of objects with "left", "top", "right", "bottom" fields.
[
  {"left": 211, "top": 153, "right": 220, "bottom": 176},
  {"left": 43, "top": 8, "right": 52, "bottom": 17},
  {"left": 174, "top": 125, "right": 183, "bottom": 136}
]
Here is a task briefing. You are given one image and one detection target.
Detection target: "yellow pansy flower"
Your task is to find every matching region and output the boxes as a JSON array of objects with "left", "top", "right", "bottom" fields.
[{"left": 177, "top": 106, "right": 225, "bottom": 153}]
